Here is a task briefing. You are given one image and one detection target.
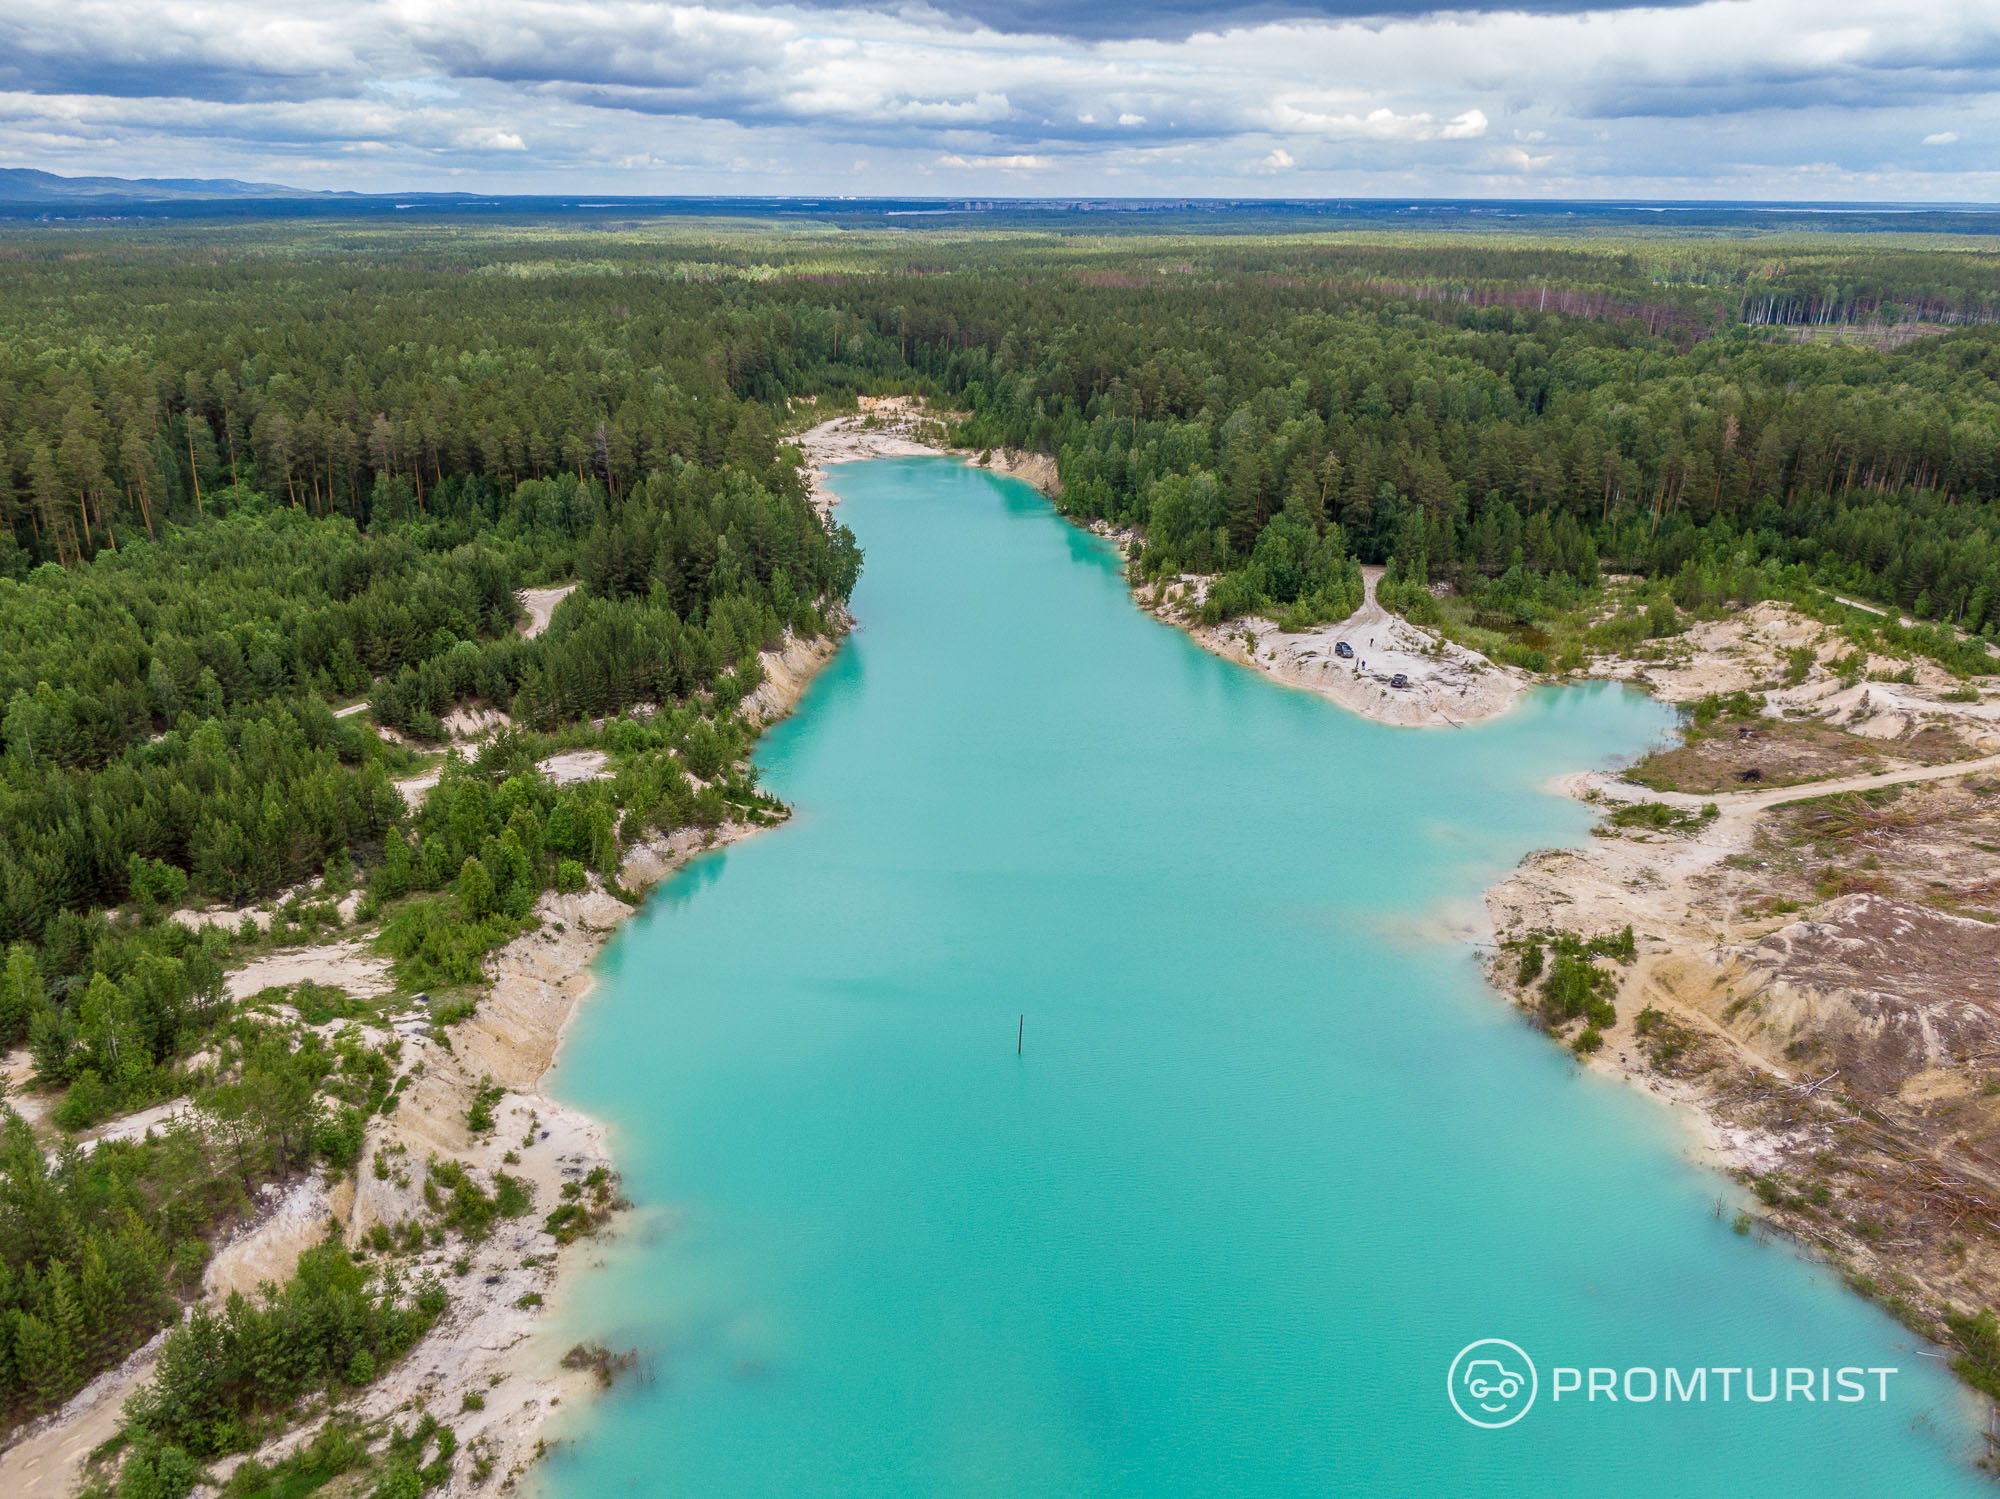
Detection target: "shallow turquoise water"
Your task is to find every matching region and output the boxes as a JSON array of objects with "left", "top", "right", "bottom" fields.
[{"left": 543, "top": 458, "right": 1982, "bottom": 1497}]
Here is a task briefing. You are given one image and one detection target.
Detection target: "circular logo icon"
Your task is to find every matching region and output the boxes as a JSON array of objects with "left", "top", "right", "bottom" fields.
[{"left": 1447, "top": 1339, "right": 1538, "bottom": 1428}]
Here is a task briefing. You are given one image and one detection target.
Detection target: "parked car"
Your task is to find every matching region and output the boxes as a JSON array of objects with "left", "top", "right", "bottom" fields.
[
  {"left": 1334, "top": 641, "right": 1354, "bottom": 659},
  {"left": 1390, "top": 672, "right": 1409, "bottom": 688}
]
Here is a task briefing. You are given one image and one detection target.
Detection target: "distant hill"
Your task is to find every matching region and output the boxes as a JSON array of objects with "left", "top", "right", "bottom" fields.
[{"left": 0, "top": 167, "right": 331, "bottom": 202}]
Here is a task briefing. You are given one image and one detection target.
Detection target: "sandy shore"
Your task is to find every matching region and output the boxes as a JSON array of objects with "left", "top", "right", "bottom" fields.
[
  {"left": 1, "top": 623, "right": 845, "bottom": 1498},
  {"left": 794, "top": 398, "right": 1061, "bottom": 517},
  {"left": 1486, "top": 744, "right": 2000, "bottom": 1201},
  {"left": 1183, "top": 566, "right": 1526, "bottom": 729},
  {"left": 305, "top": 627, "right": 847, "bottom": 1496},
  {"left": 797, "top": 404, "right": 1500, "bottom": 732},
  {"left": 1480, "top": 602, "right": 2000, "bottom": 1399},
  {"left": 796, "top": 402, "right": 945, "bottom": 516}
]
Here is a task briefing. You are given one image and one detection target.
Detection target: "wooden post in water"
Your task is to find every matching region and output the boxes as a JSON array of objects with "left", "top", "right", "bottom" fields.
[{"left": 1017, "top": 1015, "right": 1024, "bottom": 1055}]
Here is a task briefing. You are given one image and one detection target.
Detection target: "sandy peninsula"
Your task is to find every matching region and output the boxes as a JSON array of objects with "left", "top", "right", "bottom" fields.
[{"left": 1179, "top": 566, "right": 1526, "bottom": 729}]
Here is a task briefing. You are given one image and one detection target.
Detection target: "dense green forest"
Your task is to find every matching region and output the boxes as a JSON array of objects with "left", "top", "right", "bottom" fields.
[
  {"left": 5, "top": 221, "right": 2000, "bottom": 654},
  {"left": 2, "top": 216, "right": 1996, "bottom": 1075},
  {"left": 0, "top": 222, "right": 866, "bottom": 1460},
  {"left": 3, "top": 215, "right": 2000, "bottom": 1486}
]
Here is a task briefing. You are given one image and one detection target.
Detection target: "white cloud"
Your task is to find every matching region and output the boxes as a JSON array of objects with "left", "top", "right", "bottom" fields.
[
  {"left": 455, "top": 126, "right": 526, "bottom": 150},
  {"left": 935, "top": 152, "right": 1050, "bottom": 169},
  {"left": 1253, "top": 100, "right": 1490, "bottom": 148},
  {"left": 0, "top": 0, "right": 1995, "bottom": 195},
  {"left": 1441, "top": 109, "right": 1488, "bottom": 140}
]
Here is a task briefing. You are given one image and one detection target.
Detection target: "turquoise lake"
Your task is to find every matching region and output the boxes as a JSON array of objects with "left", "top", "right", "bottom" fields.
[{"left": 542, "top": 457, "right": 1982, "bottom": 1496}]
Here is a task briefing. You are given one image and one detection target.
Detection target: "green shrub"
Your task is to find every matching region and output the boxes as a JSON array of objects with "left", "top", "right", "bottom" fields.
[
  {"left": 377, "top": 897, "right": 515, "bottom": 990},
  {"left": 1607, "top": 801, "right": 1714, "bottom": 836},
  {"left": 1947, "top": 1309, "right": 2000, "bottom": 1400},
  {"left": 424, "top": 1159, "right": 532, "bottom": 1242},
  {"left": 125, "top": 1243, "right": 441, "bottom": 1457},
  {"left": 54, "top": 1068, "right": 117, "bottom": 1131},
  {"left": 127, "top": 855, "right": 191, "bottom": 916},
  {"left": 466, "top": 1079, "right": 505, "bottom": 1134},
  {"left": 1515, "top": 942, "right": 1544, "bottom": 984}
]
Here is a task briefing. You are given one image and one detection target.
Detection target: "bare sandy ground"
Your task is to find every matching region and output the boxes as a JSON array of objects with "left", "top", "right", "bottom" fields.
[
  {"left": 171, "top": 882, "right": 363, "bottom": 937},
  {"left": 444, "top": 705, "right": 512, "bottom": 740},
  {"left": 745, "top": 630, "right": 842, "bottom": 726},
  {"left": 1187, "top": 566, "right": 1525, "bottom": 729},
  {"left": 395, "top": 764, "right": 444, "bottom": 810},
  {"left": 536, "top": 749, "right": 610, "bottom": 786},
  {"left": 1573, "top": 598, "right": 1995, "bottom": 753},
  {"left": 0, "top": 1331, "right": 171, "bottom": 1496},
  {"left": 1483, "top": 602, "right": 2000, "bottom": 1263},
  {"left": 204, "top": 1173, "right": 336, "bottom": 1303},
  {"left": 970, "top": 446, "right": 1061, "bottom": 493},
  {"left": 796, "top": 400, "right": 949, "bottom": 516},
  {"left": 1, "top": 1048, "right": 53, "bottom": 1130},
  {"left": 519, "top": 584, "right": 577, "bottom": 639},
  {"left": 226, "top": 938, "right": 393, "bottom": 1003},
  {"left": 1488, "top": 753, "right": 2000, "bottom": 1190}
]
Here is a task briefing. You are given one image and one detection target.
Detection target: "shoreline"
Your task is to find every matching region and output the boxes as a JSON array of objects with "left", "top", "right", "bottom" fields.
[
  {"left": 849, "top": 410, "right": 2000, "bottom": 1416},
  {"left": 335, "top": 630, "right": 850, "bottom": 1494},
  {"left": 794, "top": 397, "right": 1060, "bottom": 518},
  {"left": 0, "top": 627, "right": 848, "bottom": 1499},
  {"left": 795, "top": 402, "right": 1510, "bottom": 731},
  {"left": 520, "top": 430, "right": 2000, "bottom": 1457},
  {"left": 1481, "top": 619, "right": 2000, "bottom": 1419},
  {"left": 1175, "top": 565, "right": 1526, "bottom": 729},
  {"left": 497, "top": 414, "right": 1996, "bottom": 1458}
]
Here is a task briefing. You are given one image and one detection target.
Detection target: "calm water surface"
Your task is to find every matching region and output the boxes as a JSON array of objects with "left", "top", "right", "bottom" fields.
[{"left": 542, "top": 458, "right": 1981, "bottom": 1497}]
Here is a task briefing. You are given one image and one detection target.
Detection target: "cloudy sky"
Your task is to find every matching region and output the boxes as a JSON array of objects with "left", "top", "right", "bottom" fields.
[{"left": 0, "top": 0, "right": 1992, "bottom": 198}]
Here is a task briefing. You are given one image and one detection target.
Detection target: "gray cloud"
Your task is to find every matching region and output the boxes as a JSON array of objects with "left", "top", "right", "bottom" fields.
[
  {"left": 777, "top": 0, "right": 1711, "bottom": 43},
  {"left": 0, "top": 0, "right": 1992, "bottom": 197}
]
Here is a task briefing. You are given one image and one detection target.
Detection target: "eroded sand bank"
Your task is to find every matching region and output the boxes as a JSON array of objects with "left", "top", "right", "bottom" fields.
[
  {"left": 0, "top": 629, "right": 846, "bottom": 1498},
  {"left": 1481, "top": 603, "right": 2000, "bottom": 1386}
]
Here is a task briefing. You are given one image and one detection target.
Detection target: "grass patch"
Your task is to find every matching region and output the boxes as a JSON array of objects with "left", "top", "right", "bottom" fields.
[{"left": 1601, "top": 800, "right": 1719, "bottom": 836}]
